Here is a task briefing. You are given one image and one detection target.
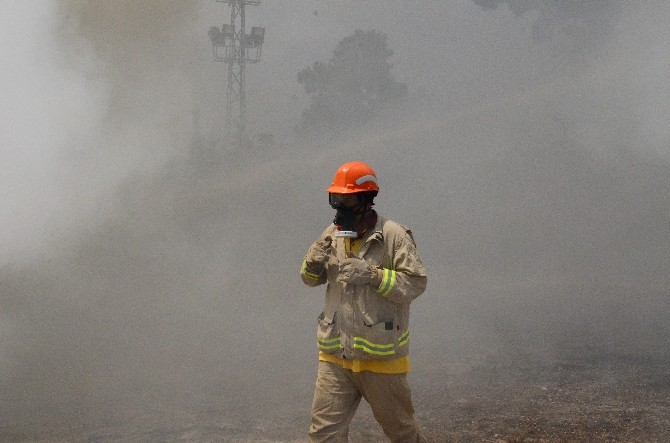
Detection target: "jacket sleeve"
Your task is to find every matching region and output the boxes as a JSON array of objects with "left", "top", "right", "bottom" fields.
[
  {"left": 374, "top": 229, "right": 427, "bottom": 304},
  {"left": 300, "top": 227, "right": 332, "bottom": 287}
]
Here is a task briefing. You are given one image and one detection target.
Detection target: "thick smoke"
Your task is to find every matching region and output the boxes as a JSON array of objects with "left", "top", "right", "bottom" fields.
[
  {"left": 1, "top": 0, "right": 238, "bottom": 437},
  {"left": 0, "top": 1, "right": 107, "bottom": 263},
  {"left": 2, "top": 1, "right": 669, "bottom": 440}
]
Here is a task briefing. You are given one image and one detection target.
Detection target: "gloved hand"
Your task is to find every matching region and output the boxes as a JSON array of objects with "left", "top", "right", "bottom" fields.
[
  {"left": 305, "top": 236, "right": 332, "bottom": 272},
  {"left": 337, "top": 257, "right": 377, "bottom": 285}
]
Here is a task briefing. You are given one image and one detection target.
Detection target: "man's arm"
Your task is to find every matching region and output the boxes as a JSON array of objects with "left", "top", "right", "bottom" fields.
[
  {"left": 372, "top": 231, "right": 427, "bottom": 304},
  {"left": 337, "top": 227, "right": 427, "bottom": 304},
  {"left": 300, "top": 228, "right": 333, "bottom": 287}
]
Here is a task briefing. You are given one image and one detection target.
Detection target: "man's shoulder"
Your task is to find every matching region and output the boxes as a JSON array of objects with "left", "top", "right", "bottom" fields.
[{"left": 379, "top": 217, "right": 415, "bottom": 241}]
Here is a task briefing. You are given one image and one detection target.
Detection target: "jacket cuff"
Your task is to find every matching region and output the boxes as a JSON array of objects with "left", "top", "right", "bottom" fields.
[
  {"left": 375, "top": 269, "right": 397, "bottom": 296},
  {"left": 302, "top": 259, "right": 323, "bottom": 281}
]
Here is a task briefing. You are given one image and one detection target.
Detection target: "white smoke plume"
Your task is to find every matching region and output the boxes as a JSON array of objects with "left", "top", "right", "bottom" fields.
[{"left": 1, "top": 1, "right": 107, "bottom": 263}]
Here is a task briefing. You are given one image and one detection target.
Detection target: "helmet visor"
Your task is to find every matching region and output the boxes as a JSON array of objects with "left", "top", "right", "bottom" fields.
[{"left": 329, "top": 191, "right": 376, "bottom": 209}]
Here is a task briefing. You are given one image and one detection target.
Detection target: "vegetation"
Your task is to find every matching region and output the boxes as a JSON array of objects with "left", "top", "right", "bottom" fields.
[{"left": 296, "top": 29, "right": 407, "bottom": 134}]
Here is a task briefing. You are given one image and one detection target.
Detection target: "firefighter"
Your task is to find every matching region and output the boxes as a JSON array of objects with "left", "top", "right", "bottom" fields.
[{"left": 301, "top": 161, "right": 428, "bottom": 442}]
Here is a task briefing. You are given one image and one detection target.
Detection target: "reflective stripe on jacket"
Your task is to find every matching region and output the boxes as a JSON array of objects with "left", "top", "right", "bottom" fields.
[{"left": 300, "top": 215, "right": 427, "bottom": 361}]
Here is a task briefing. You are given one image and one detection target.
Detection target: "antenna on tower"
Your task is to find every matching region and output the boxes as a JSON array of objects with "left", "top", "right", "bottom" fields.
[{"left": 208, "top": 0, "right": 265, "bottom": 149}]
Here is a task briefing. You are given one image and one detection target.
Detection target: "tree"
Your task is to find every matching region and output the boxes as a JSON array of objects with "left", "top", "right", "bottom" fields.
[{"left": 296, "top": 29, "right": 407, "bottom": 134}]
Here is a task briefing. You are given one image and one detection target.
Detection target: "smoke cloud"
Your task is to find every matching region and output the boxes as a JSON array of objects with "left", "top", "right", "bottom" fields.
[
  {"left": 1, "top": 1, "right": 107, "bottom": 262},
  {"left": 1, "top": 0, "right": 669, "bottom": 440}
]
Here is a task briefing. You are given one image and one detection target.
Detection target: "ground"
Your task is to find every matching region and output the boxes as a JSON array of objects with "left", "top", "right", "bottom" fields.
[
  {"left": 13, "top": 356, "right": 668, "bottom": 442},
  {"left": 412, "top": 357, "right": 670, "bottom": 442}
]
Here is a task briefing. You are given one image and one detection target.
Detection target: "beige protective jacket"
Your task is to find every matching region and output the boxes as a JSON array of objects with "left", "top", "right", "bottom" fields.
[{"left": 301, "top": 215, "right": 427, "bottom": 360}]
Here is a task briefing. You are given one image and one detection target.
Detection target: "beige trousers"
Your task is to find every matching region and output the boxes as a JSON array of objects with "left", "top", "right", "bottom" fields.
[{"left": 309, "top": 361, "right": 427, "bottom": 443}]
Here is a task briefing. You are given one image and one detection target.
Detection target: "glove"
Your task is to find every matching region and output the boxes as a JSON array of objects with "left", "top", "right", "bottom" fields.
[
  {"left": 337, "top": 257, "right": 377, "bottom": 285},
  {"left": 305, "top": 236, "right": 332, "bottom": 273}
]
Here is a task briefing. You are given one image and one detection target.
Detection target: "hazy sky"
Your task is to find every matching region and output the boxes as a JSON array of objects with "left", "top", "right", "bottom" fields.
[{"left": 6, "top": 0, "right": 668, "bottom": 261}]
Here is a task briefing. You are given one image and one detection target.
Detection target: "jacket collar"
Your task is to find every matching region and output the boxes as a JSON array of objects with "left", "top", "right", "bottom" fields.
[{"left": 357, "top": 214, "right": 384, "bottom": 256}]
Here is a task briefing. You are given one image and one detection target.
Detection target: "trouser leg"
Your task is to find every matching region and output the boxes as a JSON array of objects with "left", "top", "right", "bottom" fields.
[
  {"left": 309, "top": 361, "right": 362, "bottom": 443},
  {"left": 357, "top": 372, "right": 427, "bottom": 443}
]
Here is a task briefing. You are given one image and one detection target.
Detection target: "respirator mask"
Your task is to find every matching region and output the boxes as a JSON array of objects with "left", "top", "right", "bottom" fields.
[{"left": 329, "top": 192, "right": 376, "bottom": 238}]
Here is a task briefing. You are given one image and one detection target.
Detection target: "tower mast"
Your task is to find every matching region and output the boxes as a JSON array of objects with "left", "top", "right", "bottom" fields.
[{"left": 208, "top": 0, "right": 265, "bottom": 148}]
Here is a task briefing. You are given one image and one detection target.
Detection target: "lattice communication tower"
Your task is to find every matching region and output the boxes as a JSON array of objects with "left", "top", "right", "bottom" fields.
[{"left": 208, "top": 0, "right": 265, "bottom": 146}]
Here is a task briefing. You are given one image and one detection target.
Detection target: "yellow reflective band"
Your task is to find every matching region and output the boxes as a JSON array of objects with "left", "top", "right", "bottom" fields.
[
  {"left": 377, "top": 269, "right": 396, "bottom": 296},
  {"left": 398, "top": 330, "right": 409, "bottom": 347},
  {"left": 353, "top": 336, "right": 396, "bottom": 356},
  {"left": 318, "top": 337, "right": 343, "bottom": 350},
  {"left": 302, "top": 259, "right": 321, "bottom": 281},
  {"left": 319, "top": 352, "right": 410, "bottom": 374}
]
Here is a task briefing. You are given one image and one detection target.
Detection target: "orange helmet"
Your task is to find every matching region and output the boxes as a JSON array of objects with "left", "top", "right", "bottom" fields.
[{"left": 327, "top": 161, "right": 379, "bottom": 194}]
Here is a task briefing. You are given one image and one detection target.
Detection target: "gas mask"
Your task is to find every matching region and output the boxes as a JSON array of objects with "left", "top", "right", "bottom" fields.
[
  {"left": 329, "top": 192, "right": 375, "bottom": 237},
  {"left": 333, "top": 205, "right": 359, "bottom": 234}
]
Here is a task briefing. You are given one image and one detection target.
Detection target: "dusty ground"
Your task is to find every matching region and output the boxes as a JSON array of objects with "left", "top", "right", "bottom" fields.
[
  {"left": 411, "top": 357, "right": 670, "bottom": 443},
  {"left": 8, "top": 356, "right": 669, "bottom": 442}
]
